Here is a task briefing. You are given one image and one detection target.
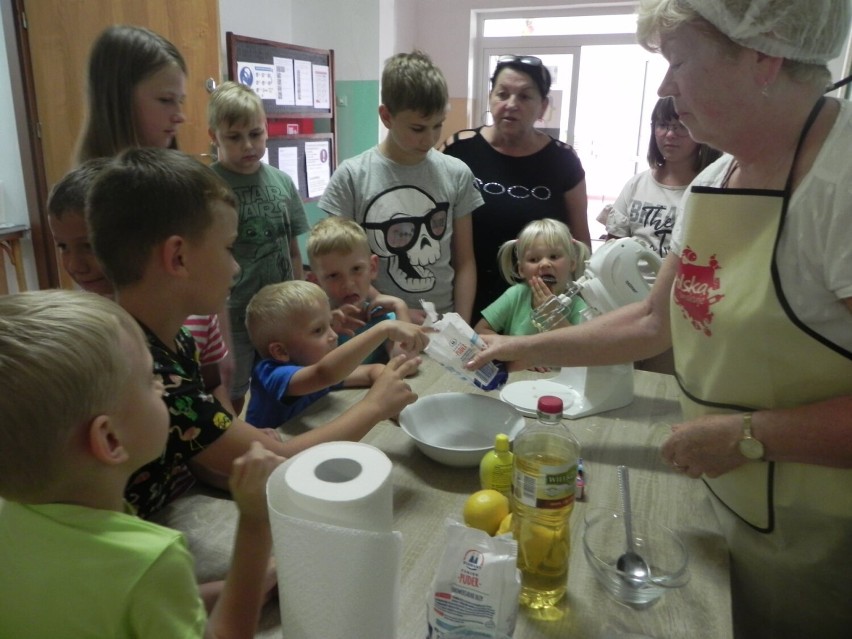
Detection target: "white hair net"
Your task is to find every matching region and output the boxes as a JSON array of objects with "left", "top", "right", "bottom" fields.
[{"left": 681, "top": 0, "right": 851, "bottom": 64}]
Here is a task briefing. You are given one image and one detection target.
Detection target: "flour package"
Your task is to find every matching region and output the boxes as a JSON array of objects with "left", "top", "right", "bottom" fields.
[
  {"left": 420, "top": 301, "right": 508, "bottom": 391},
  {"left": 426, "top": 519, "right": 521, "bottom": 639}
]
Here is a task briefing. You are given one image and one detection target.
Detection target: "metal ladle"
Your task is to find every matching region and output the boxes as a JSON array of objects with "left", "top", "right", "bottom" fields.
[{"left": 616, "top": 465, "right": 650, "bottom": 587}]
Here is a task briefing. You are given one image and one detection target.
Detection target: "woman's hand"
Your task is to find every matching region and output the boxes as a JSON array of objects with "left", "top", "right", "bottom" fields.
[
  {"left": 660, "top": 414, "right": 746, "bottom": 478},
  {"left": 465, "top": 333, "right": 534, "bottom": 372}
]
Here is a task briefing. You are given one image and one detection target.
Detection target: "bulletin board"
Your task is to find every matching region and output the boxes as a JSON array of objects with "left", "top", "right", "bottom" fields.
[
  {"left": 227, "top": 33, "right": 335, "bottom": 117},
  {"left": 226, "top": 32, "right": 336, "bottom": 201},
  {"left": 265, "top": 135, "right": 335, "bottom": 201}
]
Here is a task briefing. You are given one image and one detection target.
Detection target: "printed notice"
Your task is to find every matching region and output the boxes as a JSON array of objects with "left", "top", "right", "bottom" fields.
[
  {"left": 237, "top": 62, "right": 277, "bottom": 100},
  {"left": 305, "top": 140, "right": 331, "bottom": 198},
  {"left": 312, "top": 65, "right": 330, "bottom": 110},
  {"left": 294, "top": 59, "right": 314, "bottom": 107},
  {"left": 278, "top": 147, "right": 300, "bottom": 191},
  {"left": 273, "top": 56, "right": 296, "bottom": 106}
]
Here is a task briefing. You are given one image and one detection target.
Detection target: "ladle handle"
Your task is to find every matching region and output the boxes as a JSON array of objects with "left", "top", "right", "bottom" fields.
[{"left": 617, "top": 465, "right": 635, "bottom": 551}]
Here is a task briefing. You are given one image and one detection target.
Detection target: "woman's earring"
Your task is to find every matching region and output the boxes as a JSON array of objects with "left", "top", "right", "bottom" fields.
[{"left": 761, "top": 81, "right": 771, "bottom": 98}]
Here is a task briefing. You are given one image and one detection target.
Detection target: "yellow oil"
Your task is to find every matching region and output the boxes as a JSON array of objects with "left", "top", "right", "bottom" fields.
[{"left": 512, "top": 452, "right": 577, "bottom": 608}]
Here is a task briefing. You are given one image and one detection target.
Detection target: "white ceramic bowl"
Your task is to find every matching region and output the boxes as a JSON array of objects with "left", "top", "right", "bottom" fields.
[{"left": 398, "top": 393, "right": 525, "bottom": 467}]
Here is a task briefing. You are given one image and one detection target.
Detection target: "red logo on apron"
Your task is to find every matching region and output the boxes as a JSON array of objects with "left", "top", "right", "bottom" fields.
[{"left": 674, "top": 246, "right": 724, "bottom": 336}]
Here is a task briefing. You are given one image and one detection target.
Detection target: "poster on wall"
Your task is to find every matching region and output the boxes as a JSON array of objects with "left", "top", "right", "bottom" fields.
[
  {"left": 278, "top": 147, "right": 300, "bottom": 191},
  {"left": 312, "top": 64, "right": 330, "bottom": 110},
  {"left": 237, "top": 61, "right": 278, "bottom": 100},
  {"left": 305, "top": 140, "right": 331, "bottom": 198},
  {"left": 294, "top": 59, "right": 314, "bottom": 107},
  {"left": 273, "top": 56, "right": 296, "bottom": 106}
]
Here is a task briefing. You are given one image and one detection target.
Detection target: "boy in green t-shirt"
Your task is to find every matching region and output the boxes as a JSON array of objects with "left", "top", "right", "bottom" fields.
[
  {"left": 0, "top": 289, "right": 283, "bottom": 638},
  {"left": 208, "top": 80, "right": 310, "bottom": 413}
]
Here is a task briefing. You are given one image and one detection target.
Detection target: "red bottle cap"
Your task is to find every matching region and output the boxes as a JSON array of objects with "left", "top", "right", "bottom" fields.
[{"left": 537, "top": 395, "right": 564, "bottom": 415}]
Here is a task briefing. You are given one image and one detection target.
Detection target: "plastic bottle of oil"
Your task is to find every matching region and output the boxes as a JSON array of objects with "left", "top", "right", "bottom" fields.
[
  {"left": 511, "top": 395, "right": 580, "bottom": 608},
  {"left": 479, "top": 433, "right": 514, "bottom": 499}
]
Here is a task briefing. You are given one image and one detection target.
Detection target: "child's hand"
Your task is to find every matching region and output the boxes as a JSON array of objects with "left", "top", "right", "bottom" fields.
[
  {"left": 331, "top": 305, "right": 366, "bottom": 337},
  {"left": 365, "top": 294, "right": 394, "bottom": 320},
  {"left": 407, "top": 309, "right": 428, "bottom": 325},
  {"left": 530, "top": 275, "right": 556, "bottom": 310},
  {"left": 229, "top": 442, "right": 286, "bottom": 523},
  {"left": 364, "top": 354, "right": 420, "bottom": 420},
  {"left": 385, "top": 320, "right": 429, "bottom": 354}
]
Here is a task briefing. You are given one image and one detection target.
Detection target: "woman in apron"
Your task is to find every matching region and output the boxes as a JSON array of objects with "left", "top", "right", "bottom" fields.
[{"left": 466, "top": 1, "right": 852, "bottom": 636}]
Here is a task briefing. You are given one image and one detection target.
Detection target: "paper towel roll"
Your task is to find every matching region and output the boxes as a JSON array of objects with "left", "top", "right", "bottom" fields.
[{"left": 267, "top": 441, "right": 402, "bottom": 639}]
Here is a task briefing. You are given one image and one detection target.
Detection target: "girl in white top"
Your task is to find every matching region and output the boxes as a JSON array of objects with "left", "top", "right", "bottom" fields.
[{"left": 606, "top": 97, "right": 720, "bottom": 258}]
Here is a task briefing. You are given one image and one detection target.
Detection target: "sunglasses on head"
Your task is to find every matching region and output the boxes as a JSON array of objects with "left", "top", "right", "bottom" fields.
[{"left": 497, "top": 55, "right": 543, "bottom": 68}]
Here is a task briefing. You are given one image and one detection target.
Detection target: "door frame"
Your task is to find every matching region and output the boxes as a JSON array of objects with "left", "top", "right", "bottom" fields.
[{"left": 7, "top": 0, "right": 56, "bottom": 288}]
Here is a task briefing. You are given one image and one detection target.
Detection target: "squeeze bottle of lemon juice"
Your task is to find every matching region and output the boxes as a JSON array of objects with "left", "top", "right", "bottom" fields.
[
  {"left": 511, "top": 395, "right": 580, "bottom": 609},
  {"left": 480, "top": 433, "right": 514, "bottom": 499}
]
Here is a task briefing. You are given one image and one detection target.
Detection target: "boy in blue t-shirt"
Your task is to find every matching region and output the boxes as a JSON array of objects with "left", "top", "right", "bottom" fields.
[{"left": 245, "top": 280, "right": 426, "bottom": 427}]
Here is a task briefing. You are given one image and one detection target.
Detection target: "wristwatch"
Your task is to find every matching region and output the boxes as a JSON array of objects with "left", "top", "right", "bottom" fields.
[{"left": 737, "top": 412, "right": 765, "bottom": 461}]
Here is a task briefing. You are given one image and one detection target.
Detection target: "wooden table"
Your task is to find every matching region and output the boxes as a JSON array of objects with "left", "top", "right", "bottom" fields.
[
  {"left": 160, "top": 361, "right": 732, "bottom": 639},
  {"left": 0, "top": 224, "right": 29, "bottom": 294}
]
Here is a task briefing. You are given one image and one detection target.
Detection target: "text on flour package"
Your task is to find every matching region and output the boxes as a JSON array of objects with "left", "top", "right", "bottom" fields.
[{"left": 426, "top": 519, "right": 521, "bottom": 638}]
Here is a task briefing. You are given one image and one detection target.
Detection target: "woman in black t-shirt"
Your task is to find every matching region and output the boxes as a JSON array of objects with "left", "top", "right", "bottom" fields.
[{"left": 441, "top": 55, "right": 590, "bottom": 322}]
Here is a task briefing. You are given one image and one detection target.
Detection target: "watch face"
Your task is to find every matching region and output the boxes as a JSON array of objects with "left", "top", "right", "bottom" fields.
[{"left": 739, "top": 437, "right": 764, "bottom": 460}]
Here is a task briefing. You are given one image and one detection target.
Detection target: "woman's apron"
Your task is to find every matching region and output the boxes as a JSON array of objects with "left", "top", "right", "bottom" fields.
[{"left": 670, "top": 98, "right": 852, "bottom": 637}]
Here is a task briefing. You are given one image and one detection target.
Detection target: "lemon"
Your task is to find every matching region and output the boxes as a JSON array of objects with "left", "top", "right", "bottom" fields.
[
  {"left": 517, "top": 519, "right": 569, "bottom": 571},
  {"left": 496, "top": 512, "right": 513, "bottom": 536},
  {"left": 463, "top": 489, "right": 510, "bottom": 536}
]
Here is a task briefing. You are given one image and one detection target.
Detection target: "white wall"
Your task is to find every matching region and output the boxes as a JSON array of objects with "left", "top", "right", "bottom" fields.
[{"left": 218, "top": 0, "right": 293, "bottom": 77}]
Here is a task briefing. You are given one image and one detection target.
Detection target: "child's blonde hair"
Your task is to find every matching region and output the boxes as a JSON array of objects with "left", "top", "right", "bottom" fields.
[
  {"left": 497, "top": 218, "right": 590, "bottom": 285},
  {"left": 207, "top": 80, "right": 266, "bottom": 130},
  {"left": 307, "top": 217, "right": 371, "bottom": 262},
  {"left": 246, "top": 281, "right": 329, "bottom": 356},
  {"left": 0, "top": 290, "right": 144, "bottom": 501}
]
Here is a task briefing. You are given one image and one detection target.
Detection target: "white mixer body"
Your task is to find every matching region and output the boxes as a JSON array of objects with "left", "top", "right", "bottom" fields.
[{"left": 578, "top": 237, "right": 662, "bottom": 315}]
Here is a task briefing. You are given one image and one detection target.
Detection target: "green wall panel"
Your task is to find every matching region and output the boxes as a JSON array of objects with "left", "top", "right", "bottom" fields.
[
  {"left": 334, "top": 80, "right": 379, "bottom": 161},
  {"left": 296, "top": 80, "right": 380, "bottom": 267}
]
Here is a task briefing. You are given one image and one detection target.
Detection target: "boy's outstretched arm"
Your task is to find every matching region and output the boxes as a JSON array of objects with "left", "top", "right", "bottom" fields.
[
  {"left": 205, "top": 442, "right": 284, "bottom": 639},
  {"left": 287, "top": 320, "right": 427, "bottom": 396},
  {"left": 279, "top": 354, "right": 421, "bottom": 455},
  {"left": 367, "top": 292, "right": 412, "bottom": 323},
  {"left": 189, "top": 356, "right": 421, "bottom": 484}
]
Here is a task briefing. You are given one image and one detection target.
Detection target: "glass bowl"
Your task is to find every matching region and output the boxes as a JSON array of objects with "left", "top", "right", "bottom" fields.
[{"left": 582, "top": 508, "right": 689, "bottom": 608}]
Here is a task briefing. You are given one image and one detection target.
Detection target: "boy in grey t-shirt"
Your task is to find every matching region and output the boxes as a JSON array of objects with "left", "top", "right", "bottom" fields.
[{"left": 319, "top": 51, "right": 482, "bottom": 324}]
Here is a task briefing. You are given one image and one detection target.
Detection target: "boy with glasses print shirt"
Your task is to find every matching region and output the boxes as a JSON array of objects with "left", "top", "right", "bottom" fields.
[{"left": 319, "top": 51, "right": 482, "bottom": 325}]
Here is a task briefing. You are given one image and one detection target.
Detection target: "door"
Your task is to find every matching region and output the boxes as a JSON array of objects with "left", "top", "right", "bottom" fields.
[{"left": 16, "top": 0, "right": 220, "bottom": 288}]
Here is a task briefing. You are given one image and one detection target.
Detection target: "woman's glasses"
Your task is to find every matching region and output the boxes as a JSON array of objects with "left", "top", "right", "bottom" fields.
[
  {"left": 655, "top": 121, "right": 689, "bottom": 137},
  {"left": 494, "top": 55, "right": 549, "bottom": 96},
  {"left": 497, "top": 54, "right": 543, "bottom": 68}
]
